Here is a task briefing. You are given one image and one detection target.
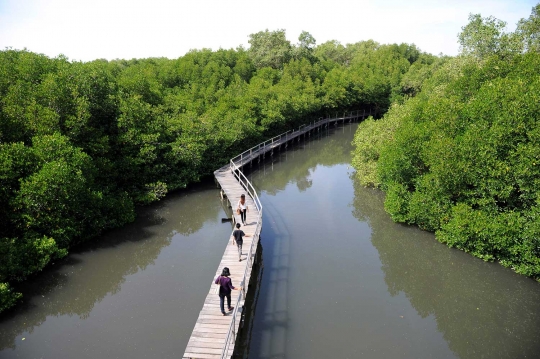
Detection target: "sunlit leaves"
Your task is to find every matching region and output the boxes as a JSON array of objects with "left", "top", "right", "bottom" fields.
[
  {"left": 516, "top": 4, "right": 540, "bottom": 53},
  {"left": 0, "top": 34, "right": 427, "bottom": 312},
  {"left": 353, "top": 50, "right": 540, "bottom": 278},
  {"left": 248, "top": 29, "right": 292, "bottom": 70},
  {"left": 0, "top": 283, "right": 21, "bottom": 312}
]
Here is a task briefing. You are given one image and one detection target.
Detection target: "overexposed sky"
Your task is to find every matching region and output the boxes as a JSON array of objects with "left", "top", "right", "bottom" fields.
[{"left": 0, "top": 0, "right": 537, "bottom": 61}]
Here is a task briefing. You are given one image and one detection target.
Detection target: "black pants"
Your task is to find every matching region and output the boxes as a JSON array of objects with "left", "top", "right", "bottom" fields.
[
  {"left": 219, "top": 293, "right": 231, "bottom": 314},
  {"left": 240, "top": 209, "right": 246, "bottom": 224}
]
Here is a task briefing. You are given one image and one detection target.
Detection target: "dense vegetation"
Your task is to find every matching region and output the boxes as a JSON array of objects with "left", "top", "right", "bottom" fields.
[
  {"left": 0, "top": 31, "right": 433, "bottom": 312},
  {"left": 353, "top": 5, "right": 540, "bottom": 279}
]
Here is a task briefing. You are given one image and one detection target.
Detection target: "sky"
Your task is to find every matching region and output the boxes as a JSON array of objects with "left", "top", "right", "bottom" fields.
[{"left": 0, "top": 0, "right": 537, "bottom": 62}]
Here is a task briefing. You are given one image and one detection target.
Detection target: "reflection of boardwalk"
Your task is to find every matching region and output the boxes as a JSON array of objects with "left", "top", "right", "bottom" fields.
[{"left": 183, "top": 110, "right": 372, "bottom": 359}]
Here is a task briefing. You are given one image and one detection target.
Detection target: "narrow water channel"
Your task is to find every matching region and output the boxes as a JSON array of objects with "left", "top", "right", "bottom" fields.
[
  {"left": 1, "top": 123, "right": 539, "bottom": 359},
  {"left": 243, "top": 123, "right": 540, "bottom": 359}
]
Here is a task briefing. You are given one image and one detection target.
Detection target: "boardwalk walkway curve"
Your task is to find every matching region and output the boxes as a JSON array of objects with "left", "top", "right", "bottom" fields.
[{"left": 183, "top": 109, "right": 373, "bottom": 359}]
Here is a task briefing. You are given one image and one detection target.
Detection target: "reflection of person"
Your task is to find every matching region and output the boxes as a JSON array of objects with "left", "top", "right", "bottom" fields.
[
  {"left": 215, "top": 267, "right": 241, "bottom": 315},
  {"left": 237, "top": 194, "right": 248, "bottom": 225},
  {"left": 232, "top": 223, "right": 250, "bottom": 262}
]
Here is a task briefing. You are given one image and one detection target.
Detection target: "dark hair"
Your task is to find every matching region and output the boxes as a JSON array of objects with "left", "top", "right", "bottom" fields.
[
  {"left": 241, "top": 194, "right": 245, "bottom": 198},
  {"left": 236, "top": 223, "right": 241, "bottom": 228},
  {"left": 221, "top": 267, "right": 230, "bottom": 276}
]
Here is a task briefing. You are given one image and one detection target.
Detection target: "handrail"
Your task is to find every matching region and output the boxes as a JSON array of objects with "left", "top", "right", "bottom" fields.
[
  {"left": 230, "top": 109, "right": 370, "bottom": 165},
  {"left": 220, "top": 161, "right": 262, "bottom": 359},
  {"left": 219, "top": 108, "right": 372, "bottom": 358}
]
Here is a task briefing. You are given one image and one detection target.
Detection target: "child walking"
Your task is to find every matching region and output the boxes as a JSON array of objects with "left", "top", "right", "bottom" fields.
[{"left": 232, "top": 223, "right": 250, "bottom": 262}]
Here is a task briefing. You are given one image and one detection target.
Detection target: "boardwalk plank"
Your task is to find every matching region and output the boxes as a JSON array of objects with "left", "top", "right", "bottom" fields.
[
  {"left": 186, "top": 342, "right": 225, "bottom": 349},
  {"left": 183, "top": 113, "right": 369, "bottom": 359},
  {"left": 182, "top": 163, "right": 262, "bottom": 359},
  {"left": 185, "top": 347, "right": 225, "bottom": 355},
  {"left": 183, "top": 352, "right": 221, "bottom": 359}
]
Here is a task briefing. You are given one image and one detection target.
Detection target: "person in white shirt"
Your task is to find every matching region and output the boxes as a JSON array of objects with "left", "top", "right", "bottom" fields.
[{"left": 237, "top": 194, "right": 248, "bottom": 225}]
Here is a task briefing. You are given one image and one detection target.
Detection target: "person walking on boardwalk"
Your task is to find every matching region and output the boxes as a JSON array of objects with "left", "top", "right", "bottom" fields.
[
  {"left": 232, "top": 223, "right": 250, "bottom": 262},
  {"left": 237, "top": 194, "right": 248, "bottom": 225},
  {"left": 215, "top": 267, "right": 242, "bottom": 316}
]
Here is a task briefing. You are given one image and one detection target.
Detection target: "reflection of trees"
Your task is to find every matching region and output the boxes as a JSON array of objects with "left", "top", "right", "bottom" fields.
[
  {"left": 248, "top": 124, "right": 358, "bottom": 194},
  {"left": 0, "top": 184, "right": 221, "bottom": 351},
  {"left": 350, "top": 178, "right": 540, "bottom": 359},
  {"left": 163, "top": 184, "right": 224, "bottom": 236}
]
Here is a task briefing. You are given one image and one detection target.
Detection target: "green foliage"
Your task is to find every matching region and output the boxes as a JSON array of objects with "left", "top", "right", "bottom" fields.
[
  {"left": 0, "top": 282, "right": 21, "bottom": 313},
  {"left": 248, "top": 29, "right": 293, "bottom": 70},
  {"left": 458, "top": 14, "right": 522, "bottom": 60},
  {"left": 352, "top": 7, "right": 540, "bottom": 279},
  {"left": 398, "top": 55, "right": 448, "bottom": 98},
  {"left": 516, "top": 4, "right": 540, "bottom": 53},
  {"left": 351, "top": 111, "right": 401, "bottom": 187},
  {"left": 293, "top": 31, "right": 317, "bottom": 63},
  {"left": 383, "top": 182, "right": 411, "bottom": 223},
  {"left": 0, "top": 31, "right": 428, "bottom": 313},
  {"left": 0, "top": 235, "right": 64, "bottom": 281},
  {"left": 314, "top": 40, "right": 352, "bottom": 68}
]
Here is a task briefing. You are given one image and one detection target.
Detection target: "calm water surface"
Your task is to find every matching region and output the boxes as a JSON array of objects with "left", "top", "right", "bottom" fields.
[
  {"left": 244, "top": 124, "right": 540, "bottom": 359},
  {"left": 0, "top": 183, "right": 232, "bottom": 359},
  {"left": 1, "top": 124, "right": 539, "bottom": 359}
]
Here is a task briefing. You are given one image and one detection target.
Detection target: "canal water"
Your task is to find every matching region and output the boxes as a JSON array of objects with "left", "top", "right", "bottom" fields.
[
  {"left": 244, "top": 123, "right": 540, "bottom": 359},
  {"left": 0, "top": 183, "right": 232, "bottom": 359},
  {"left": 1, "top": 123, "right": 539, "bottom": 359}
]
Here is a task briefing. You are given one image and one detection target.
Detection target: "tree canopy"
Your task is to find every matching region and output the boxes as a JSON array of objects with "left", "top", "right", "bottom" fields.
[
  {"left": 0, "top": 32, "right": 429, "bottom": 312},
  {"left": 248, "top": 29, "right": 293, "bottom": 69},
  {"left": 352, "top": 4, "right": 540, "bottom": 279},
  {"left": 517, "top": 4, "right": 540, "bottom": 52}
]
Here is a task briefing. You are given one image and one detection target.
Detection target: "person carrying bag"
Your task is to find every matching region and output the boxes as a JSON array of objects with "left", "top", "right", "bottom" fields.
[{"left": 237, "top": 194, "right": 248, "bottom": 226}]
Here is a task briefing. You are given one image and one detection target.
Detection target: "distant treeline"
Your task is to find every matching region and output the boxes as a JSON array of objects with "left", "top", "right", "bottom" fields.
[
  {"left": 353, "top": 5, "right": 540, "bottom": 279},
  {"left": 0, "top": 31, "right": 436, "bottom": 312}
]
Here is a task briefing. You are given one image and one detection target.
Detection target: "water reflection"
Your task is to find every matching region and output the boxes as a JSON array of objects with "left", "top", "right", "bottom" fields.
[
  {"left": 350, "top": 181, "right": 540, "bottom": 358},
  {"left": 245, "top": 122, "right": 540, "bottom": 359},
  {"left": 0, "top": 183, "right": 226, "bottom": 358},
  {"left": 247, "top": 126, "right": 355, "bottom": 194},
  {"left": 247, "top": 124, "right": 374, "bottom": 359},
  {"left": 246, "top": 196, "right": 291, "bottom": 359}
]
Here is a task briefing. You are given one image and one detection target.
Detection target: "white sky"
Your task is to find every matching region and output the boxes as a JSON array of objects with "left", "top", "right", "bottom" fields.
[{"left": 0, "top": 0, "right": 537, "bottom": 62}]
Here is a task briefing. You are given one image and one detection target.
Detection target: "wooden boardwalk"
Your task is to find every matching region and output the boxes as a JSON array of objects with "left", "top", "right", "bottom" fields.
[
  {"left": 183, "top": 165, "right": 261, "bottom": 359},
  {"left": 183, "top": 110, "right": 372, "bottom": 359}
]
